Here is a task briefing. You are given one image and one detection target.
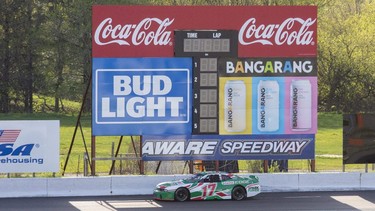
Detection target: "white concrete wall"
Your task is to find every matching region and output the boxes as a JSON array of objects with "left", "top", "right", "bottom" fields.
[
  {"left": 0, "top": 173, "right": 374, "bottom": 198},
  {"left": 298, "top": 173, "right": 361, "bottom": 191},
  {"left": 255, "top": 173, "right": 299, "bottom": 192}
]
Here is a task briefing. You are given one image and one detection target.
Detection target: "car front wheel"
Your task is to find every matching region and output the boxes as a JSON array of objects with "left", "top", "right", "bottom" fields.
[
  {"left": 232, "top": 186, "right": 246, "bottom": 201},
  {"left": 174, "top": 188, "right": 189, "bottom": 202}
]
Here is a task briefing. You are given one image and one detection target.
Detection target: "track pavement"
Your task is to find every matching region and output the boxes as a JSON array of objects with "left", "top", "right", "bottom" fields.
[{"left": 1, "top": 191, "right": 375, "bottom": 211}]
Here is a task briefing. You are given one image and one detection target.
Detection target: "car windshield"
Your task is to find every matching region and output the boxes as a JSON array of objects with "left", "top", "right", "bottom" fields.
[{"left": 184, "top": 173, "right": 206, "bottom": 182}]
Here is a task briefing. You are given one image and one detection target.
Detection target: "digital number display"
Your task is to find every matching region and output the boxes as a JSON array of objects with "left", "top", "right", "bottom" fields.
[
  {"left": 174, "top": 30, "right": 238, "bottom": 57},
  {"left": 183, "top": 39, "right": 230, "bottom": 52}
]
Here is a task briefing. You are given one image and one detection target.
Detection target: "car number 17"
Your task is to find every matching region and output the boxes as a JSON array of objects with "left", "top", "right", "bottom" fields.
[{"left": 202, "top": 183, "right": 217, "bottom": 197}]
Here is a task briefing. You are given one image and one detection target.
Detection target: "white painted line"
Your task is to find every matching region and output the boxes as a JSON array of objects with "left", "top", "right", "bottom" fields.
[
  {"left": 284, "top": 196, "right": 321, "bottom": 199},
  {"left": 107, "top": 200, "right": 162, "bottom": 208},
  {"left": 331, "top": 196, "right": 375, "bottom": 210},
  {"left": 69, "top": 201, "right": 116, "bottom": 211}
]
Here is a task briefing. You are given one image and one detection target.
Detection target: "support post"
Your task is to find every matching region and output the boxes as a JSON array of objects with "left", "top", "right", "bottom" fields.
[
  {"left": 111, "top": 142, "right": 115, "bottom": 174},
  {"left": 156, "top": 161, "right": 161, "bottom": 174},
  {"left": 91, "top": 135, "right": 96, "bottom": 176},
  {"left": 139, "top": 136, "right": 144, "bottom": 175},
  {"left": 263, "top": 160, "right": 269, "bottom": 173},
  {"left": 109, "top": 136, "right": 124, "bottom": 175},
  {"left": 62, "top": 72, "right": 92, "bottom": 176},
  {"left": 310, "top": 159, "right": 316, "bottom": 172},
  {"left": 84, "top": 153, "right": 88, "bottom": 176}
]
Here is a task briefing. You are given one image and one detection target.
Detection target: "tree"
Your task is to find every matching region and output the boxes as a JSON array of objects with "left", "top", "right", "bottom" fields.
[
  {"left": 318, "top": 0, "right": 375, "bottom": 112},
  {"left": 0, "top": 1, "right": 12, "bottom": 113}
]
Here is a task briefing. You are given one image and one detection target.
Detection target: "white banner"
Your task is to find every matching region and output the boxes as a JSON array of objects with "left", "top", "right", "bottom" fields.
[{"left": 0, "top": 120, "right": 60, "bottom": 173}]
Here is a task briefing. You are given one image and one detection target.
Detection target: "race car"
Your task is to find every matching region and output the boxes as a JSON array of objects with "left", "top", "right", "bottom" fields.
[{"left": 153, "top": 171, "right": 260, "bottom": 201}]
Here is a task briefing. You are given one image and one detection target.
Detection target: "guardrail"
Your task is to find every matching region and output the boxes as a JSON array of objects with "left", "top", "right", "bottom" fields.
[{"left": 0, "top": 173, "right": 374, "bottom": 198}]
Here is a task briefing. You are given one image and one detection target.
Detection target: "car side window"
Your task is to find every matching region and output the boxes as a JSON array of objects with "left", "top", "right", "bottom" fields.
[
  {"left": 221, "top": 175, "right": 231, "bottom": 181},
  {"left": 210, "top": 175, "right": 221, "bottom": 182},
  {"left": 201, "top": 175, "right": 210, "bottom": 183}
]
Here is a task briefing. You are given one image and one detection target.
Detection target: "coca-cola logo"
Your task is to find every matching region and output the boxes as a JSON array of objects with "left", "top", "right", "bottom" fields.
[
  {"left": 94, "top": 18, "right": 174, "bottom": 46},
  {"left": 94, "top": 17, "right": 316, "bottom": 47},
  {"left": 239, "top": 18, "right": 316, "bottom": 46}
]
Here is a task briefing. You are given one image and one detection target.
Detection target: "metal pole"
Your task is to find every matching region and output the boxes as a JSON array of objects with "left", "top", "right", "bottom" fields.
[
  {"left": 111, "top": 142, "right": 115, "bottom": 175},
  {"left": 131, "top": 136, "right": 143, "bottom": 174},
  {"left": 79, "top": 121, "right": 92, "bottom": 173},
  {"left": 77, "top": 154, "right": 81, "bottom": 176},
  {"left": 139, "top": 136, "right": 144, "bottom": 175},
  {"left": 263, "top": 160, "right": 269, "bottom": 173},
  {"left": 156, "top": 161, "right": 162, "bottom": 174},
  {"left": 109, "top": 136, "right": 123, "bottom": 175},
  {"left": 62, "top": 72, "right": 92, "bottom": 176},
  {"left": 310, "top": 160, "right": 316, "bottom": 172},
  {"left": 120, "top": 154, "right": 123, "bottom": 174},
  {"left": 84, "top": 153, "right": 88, "bottom": 176},
  {"left": 91, "top": 135, "right": 96, "bottom": 176}
]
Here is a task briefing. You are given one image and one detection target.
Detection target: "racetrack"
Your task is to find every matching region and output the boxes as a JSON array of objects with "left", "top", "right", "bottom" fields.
[{"left": 1, "top": 191, "right": 375, "bottom": 211}]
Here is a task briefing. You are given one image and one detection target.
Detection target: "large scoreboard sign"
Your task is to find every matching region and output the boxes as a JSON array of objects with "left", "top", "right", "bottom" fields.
[{"left": 92, "top": 6, "right": 317, "bottom": 161}]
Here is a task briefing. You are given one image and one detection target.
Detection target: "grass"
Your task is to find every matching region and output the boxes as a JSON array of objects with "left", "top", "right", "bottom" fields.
[
  {"left": 0, "top": 112, "right": 138, "bottom": 176},
  {"left": 239, "top": 112, "right": 373, "bottom": 173},
  {"left": 1, "top": 111, "right": 373, "bottom": 177}
]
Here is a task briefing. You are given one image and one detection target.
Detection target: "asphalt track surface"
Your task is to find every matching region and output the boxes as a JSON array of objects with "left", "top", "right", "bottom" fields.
[{"left": 1, "top": 191, "right": 375, "bottom": 211}]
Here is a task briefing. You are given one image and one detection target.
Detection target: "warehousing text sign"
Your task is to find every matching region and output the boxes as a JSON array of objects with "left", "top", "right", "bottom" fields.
[
  {"left": 0, "top": 121, "right": 60, "bottom": 173},
  {"left": 92, "top": 58, "right": 192, "bottom": 135}
]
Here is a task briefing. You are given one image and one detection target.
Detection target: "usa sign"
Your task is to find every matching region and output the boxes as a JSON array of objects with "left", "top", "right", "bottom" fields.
[
  {"left": 92, "top": 6, "right": 317, "bottom": 58},
  {"left": 92, "top": 58, "right": 192, "bottom": 136},
  {"left": 0, "top": 121, "right": 60, "bottom": 173}
]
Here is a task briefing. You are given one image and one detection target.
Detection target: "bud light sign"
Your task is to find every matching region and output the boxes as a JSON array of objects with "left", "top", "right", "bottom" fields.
[{"left": 92, "top": 58, "right": 192, "bottom": 136}]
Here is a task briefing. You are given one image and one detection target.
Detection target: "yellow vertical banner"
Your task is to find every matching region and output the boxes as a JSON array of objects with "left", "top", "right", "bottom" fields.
[{"left": 219, "top": 77, "right": 252, "bottom": 135}]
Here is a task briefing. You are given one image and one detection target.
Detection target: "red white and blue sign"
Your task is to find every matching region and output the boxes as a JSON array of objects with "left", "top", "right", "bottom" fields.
[
  {"left": 92, "top": 58, "right": 192, "bottom": 135},
  {"left": 0, "top": 121, "right": 60, "bottom": 173},
  {"left": 0, "top": 130, "right": 21, "bottom": 143}
]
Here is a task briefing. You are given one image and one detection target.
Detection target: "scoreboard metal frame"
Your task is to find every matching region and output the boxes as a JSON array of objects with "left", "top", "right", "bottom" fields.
[{"left": 175, "top": 30, "right": 238, "bottom": 134}]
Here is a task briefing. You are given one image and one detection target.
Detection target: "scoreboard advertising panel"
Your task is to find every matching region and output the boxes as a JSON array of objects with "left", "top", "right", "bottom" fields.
[{"left": 92, "top": 6, "right": 317, "bottom": 161}]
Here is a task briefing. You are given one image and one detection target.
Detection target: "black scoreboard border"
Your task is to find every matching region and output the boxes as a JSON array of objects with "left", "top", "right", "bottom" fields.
[
  {"left": 174, "top": 30, "right": 238, "bottom": 57},
  {"left": 174, "top": 29, "right": 238, "bottom": 134}
]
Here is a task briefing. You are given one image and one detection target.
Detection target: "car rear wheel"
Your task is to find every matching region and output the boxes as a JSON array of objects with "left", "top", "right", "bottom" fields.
[
  {"left": 232, "top": 186, "right": 246, "bottom": 201},
  {"left": 174, "top": 188, "right": 189, "bottom": 202}
]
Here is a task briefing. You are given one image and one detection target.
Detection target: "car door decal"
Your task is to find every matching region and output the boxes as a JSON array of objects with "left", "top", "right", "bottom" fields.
[{"left": 202, "top": 183, "right": 217, "bottom": 198}]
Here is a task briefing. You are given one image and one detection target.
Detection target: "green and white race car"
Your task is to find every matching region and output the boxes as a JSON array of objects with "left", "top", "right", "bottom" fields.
[{"left": 153, "top": 171, "right": 260, "bottom": 201}]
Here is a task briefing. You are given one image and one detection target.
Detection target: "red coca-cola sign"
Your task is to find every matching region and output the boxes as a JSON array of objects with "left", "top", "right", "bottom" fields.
[{"left": 92, "top": 6, "right": 317, "bottom": 57}]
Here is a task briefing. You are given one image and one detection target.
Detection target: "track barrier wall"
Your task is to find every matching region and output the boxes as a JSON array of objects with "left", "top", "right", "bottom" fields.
[{"left": 0, "top": 173, "right": 374, "bottom": 198}]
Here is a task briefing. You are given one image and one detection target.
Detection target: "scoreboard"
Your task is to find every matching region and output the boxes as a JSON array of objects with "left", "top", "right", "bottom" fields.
[
  {"left": 92, "top": 6, "right": 318, "bottom": 162},
  {"left": 175, "top": 30, "right": 238, "bottom": 134},
  {"left": 174, "top": 30, "right": 238, "bottom": 57}
]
